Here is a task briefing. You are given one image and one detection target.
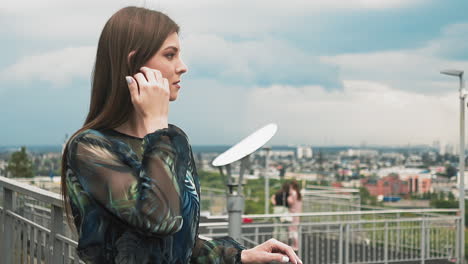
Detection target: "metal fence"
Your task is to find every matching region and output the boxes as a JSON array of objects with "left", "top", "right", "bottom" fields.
[
  {"left": 0, "top": 176, "right": 464, "bottom": 264},
  {"left": 201, "top": 187, "right": 227, "bottom": 215},
  {"left": 201, "top": 210, "right": 461, "bottom": 264},
  {"left": 0, "top": 176, "right": 83, "bottom": 264}
]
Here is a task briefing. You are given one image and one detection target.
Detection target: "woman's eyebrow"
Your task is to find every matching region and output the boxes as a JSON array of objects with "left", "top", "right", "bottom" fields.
[{"left": 163, "top": 46, "right": 179, "bottom": 52}]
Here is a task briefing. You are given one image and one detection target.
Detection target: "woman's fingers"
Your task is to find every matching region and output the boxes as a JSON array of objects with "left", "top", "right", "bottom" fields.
[
  {"left": 267, "top": 253, "right": 290, "bottom": 263},
  {"left": 133, "top": 72, "right": 147, "bottom": 92},
  {"left": 268, "top": 239, "right": 302, "bottom": 264},
  {"left": 140, "top": 66, "right": 157, "bottom": 83},
  {"left": 136, "top": 67, "right": 167, "bottom": 96},
  {"left": 152, "top": 68, "right": 163, "bottom": 87},
  {"left": 125, "top": 76, "right": 139, "bottom": 102},
  {"left": 162, "top": 78, "right": 170, "bottom": 94}
]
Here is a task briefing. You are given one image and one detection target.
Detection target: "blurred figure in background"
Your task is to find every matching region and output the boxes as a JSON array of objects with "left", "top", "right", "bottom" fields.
[
  {"left": 271, "top": 182, "right": 291, "bottom": 243},
  {"left": 287, "top": 180, "right": 303, "bottom": 251}
]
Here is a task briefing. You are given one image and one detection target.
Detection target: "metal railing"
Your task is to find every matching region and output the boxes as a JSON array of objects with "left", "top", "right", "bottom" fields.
[
  {"left": 201, "top": 210, "right": 461, "bottom": 264},
  {"left": 0, "top": 176, "right": 83, "bottom": 263},
  {"left": 1, "top": 176, "right": 464, "bottom": 264},
  {"left": 201, "top": 187, "right": 227, "bottom": 215}
]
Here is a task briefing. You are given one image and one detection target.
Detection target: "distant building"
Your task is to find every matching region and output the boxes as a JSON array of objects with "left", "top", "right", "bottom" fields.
[
  {"left": 405, "top": 155, "right": 424, "bottom": 168},
  {"left": 362, "top": 174, "right": 409, "bottom": 196},
  {"left": 375, "top": 167, "right": 432, "bottom": 194},
  {"left": 445, "top": 144, "right": 456, "bottom": 156},
  {"left": 296, "top": 146, "right": 313, "bottom": 159},
  {"left": 0, "top": 159, "right": 7, "bottom": 176},
  {"left": 405, "top": 175, "right": 431, "bottom": 194},
  {"left": 433, "top": 140, "right": 441, "bottom": 154},
  {"left": 270, "top": 150, "right": 295, "bottom": 159},
  {"left": 340, "top": 149, "right": 378, "bottom": 157}
]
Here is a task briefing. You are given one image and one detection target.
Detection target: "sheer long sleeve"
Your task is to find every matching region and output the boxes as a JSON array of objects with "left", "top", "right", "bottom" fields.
[
  {"left": 67, "top": 128, "right": 185, "bottom": 236},
  {"left": 190, "top": 236, "right": 246, "bottom": 264}
]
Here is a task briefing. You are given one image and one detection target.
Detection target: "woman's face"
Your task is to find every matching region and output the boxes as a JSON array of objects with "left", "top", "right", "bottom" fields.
[{"left": 143, "top": 32, "right": 188, "bottom": 101}]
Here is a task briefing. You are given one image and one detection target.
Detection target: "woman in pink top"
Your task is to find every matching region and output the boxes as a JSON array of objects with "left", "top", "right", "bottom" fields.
[{"left": 287, "top": 180, "right": 302, "bottom": 251}]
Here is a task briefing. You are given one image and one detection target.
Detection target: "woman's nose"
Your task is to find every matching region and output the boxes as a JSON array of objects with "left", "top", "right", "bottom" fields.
[{"left": 177, "top": 59, "right": 188, "bottom": 74}]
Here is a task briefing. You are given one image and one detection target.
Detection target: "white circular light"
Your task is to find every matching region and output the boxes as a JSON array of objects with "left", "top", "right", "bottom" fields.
[{"left": 212, "top": 123, "right": 278, "bottom": 167}]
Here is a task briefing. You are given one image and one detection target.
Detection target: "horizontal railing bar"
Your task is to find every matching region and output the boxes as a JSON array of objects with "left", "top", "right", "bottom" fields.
[
  {"left": 0, "top": 176, "right": 63, "bottom": 207},
  {"left": 5, "top": 209, "right": 51, "bottom": 233},
  {"left": 201, "top": 216, "right": 459, "bottom": 230},
  {"left": 200, "top": 187, "right": 226, "bottom": 193},
  {"left": 206, "top": 208, "right": 459, "bottom": 219},
  {"left": 241, "top": 236, "right": 257, "bottom": 245},
  {"left": 303, "top": 192, "right": 357, "bottom": 199},
  {"left": 305, "top": 185, "right": 359, "bottom": 192},
  {"left": 304, "top": 189, "right": 360, "bottom": 193},
  {"left": 56, "top": 233, "right": 78, "bottom": 246}
]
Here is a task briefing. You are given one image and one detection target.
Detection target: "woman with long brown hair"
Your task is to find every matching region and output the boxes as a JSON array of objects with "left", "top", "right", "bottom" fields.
[
  {"left": 287, "top": 180, "right": 303, "bottom": 251},
  {"left": 61, "top": 6, "right": 302, "bottom": 264}
]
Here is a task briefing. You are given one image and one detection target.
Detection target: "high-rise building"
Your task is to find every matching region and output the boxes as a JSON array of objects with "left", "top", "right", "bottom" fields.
[{"left": 296, "top": 145, "right": 313, "bottom": 159}]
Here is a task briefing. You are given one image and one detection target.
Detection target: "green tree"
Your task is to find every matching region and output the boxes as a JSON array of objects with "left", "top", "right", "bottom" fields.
[
  {"left": 359, "top": 187, "right": 379, "bottom": 206},
  {"left": 7, "top": 146, "right": 34, "bottom": 178},
  {"left": 448, "top": 192, "right": 455, "bottom": 201},
  {"left": 445, "top": 165, "right": 457, "bottom": 178}
]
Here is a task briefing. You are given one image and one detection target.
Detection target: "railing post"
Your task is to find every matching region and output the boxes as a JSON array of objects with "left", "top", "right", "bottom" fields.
[
  {"left": 2, "top": 188, "right": 13, "bottom": 264},
  {"left": 426, "top": 219, "right": 431, "bottom": 260},
  {"left": 339, "top": 223, "right": 343, "bottom": 264},
  {"left": 297, "top": 224, "right": 302, "bottom": 260},
  {"left": 456, "top": 218, "right": 461, "bottom": 263},
  {"left": 254, "top": 226, "right": 259, "bottom": 245},
  {"left": 0, "top": 192, "right": 3, "bottom": 258},
  {"left": 397, "top": 212, "right": 401, "bottom": 255},
  {"left": 421, "top": 219, "right": 425, "bottom": 264},
  {"left": 345, "top": 224, "right": 349, "bottom": 264},
  {"left": 384, "top": 221, "right": 388, "bottom": 264},
  {"left": 50, "top": 204, "right": 64, "bottom": 263}
]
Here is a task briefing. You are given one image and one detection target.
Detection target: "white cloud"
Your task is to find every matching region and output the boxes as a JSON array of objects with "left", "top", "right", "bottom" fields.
[
  {"left": 243, "top": 80, "right": 458, "bottom": 146},
  {"left": 318, "top": 22, "right": 468, "bottom": 95},
  {"left": 0, "top": 46, "right": 95, "bottom": 86},
  {"left": 1, "top": 32, "right": 340, "bottom": 88},
  {"left": 321, "top": 48, "right": 468, "bottom": 94},
  {"left": 0, "top": 0, "right": 423, "bottom": 40}
]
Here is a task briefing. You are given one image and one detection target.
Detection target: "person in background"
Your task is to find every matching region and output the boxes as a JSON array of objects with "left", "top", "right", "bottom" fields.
[
  {"left": 287, "top": 180, "right": 303, "bottom": 251},
  {"left": 271, "top": 182, "right": 290, "bottom": 213},
  {"left": 271, "top": 182, "right": 291, "bottom": 243}
]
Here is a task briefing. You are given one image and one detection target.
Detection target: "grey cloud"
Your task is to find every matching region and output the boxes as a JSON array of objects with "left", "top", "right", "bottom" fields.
[
  {"left": 184, "top": 34, "right": 342, "bottom": 90},
  {"left": 423, "top": 23, "right": 468, "bottom": 60}
]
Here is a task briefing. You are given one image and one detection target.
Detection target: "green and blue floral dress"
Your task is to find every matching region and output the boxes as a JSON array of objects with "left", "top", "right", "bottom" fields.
[{"left": 65, "top": 124, "right": 245, "bottom": 263}]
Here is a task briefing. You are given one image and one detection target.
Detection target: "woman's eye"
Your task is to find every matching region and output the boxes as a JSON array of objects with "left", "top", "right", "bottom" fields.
[{"left": 165, "top": 53, "right": 175, "bottom": 59}]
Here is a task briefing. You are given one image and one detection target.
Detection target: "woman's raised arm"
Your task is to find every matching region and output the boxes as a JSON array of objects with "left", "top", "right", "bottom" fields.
[{"left": 67, "top": 127, "right": 186, "bottom": 236}]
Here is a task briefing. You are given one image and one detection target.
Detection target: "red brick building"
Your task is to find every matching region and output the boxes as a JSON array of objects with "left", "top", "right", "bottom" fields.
[{"left": 362, "top": 174, "right": 410, "bottom": 196}]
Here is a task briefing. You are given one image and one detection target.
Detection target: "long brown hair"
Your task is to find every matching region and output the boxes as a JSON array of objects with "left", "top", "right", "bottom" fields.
[
  {"left": 290, "top": 180, "right": 302, "bottom": 201},
  {"left": 60, "top": 6, "right": 180, "bottom": 229}
]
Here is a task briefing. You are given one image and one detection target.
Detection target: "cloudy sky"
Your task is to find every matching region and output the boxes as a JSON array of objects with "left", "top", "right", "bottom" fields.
[{"left": 1, "top": 0, "right": 468, "bottom": 147}]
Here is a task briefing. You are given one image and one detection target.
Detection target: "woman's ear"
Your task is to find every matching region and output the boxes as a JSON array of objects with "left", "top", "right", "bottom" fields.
[{"left": 127, "top": 50, "right": 136, "bottom": 65}]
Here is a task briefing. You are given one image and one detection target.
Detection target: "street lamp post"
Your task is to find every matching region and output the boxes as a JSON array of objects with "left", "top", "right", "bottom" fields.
[
  {"left": 264, "top": 146, "right": 271, "bottom": 214},
  {"left": 441, "top": 69, "right": 465, "bottom": 263},
  {"left": 212, "top": 124, "right": 278, "bottom": 242}
]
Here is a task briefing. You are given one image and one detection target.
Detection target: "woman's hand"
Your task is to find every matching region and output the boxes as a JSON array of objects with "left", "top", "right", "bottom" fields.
[
  {"left": 271, "top": 194, "right": 277, "bottom": 206},
  {"left": 240, "top": 239, "right": 302, "bottom": 264},
  {"left": 125, "top": 67, "right": 169, "bottom": 133}
]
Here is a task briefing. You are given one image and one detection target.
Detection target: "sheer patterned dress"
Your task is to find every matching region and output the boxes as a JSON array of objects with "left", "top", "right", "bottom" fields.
[{"left": 65, "top": 124, "right": 245, "bottom": 263}]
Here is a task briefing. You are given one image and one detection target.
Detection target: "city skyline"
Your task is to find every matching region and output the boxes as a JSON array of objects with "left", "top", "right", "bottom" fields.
[{"left": 1, "top": 0, "right": 468, "bottom": 146}]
